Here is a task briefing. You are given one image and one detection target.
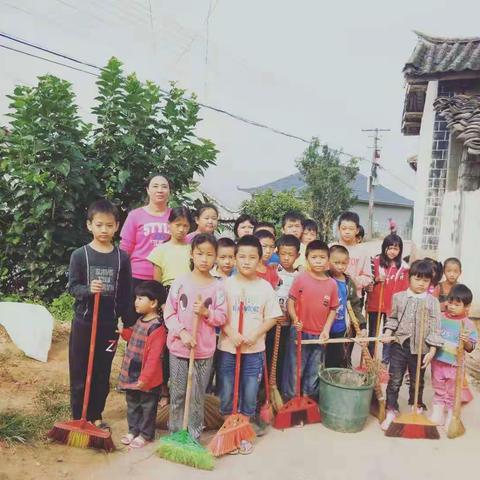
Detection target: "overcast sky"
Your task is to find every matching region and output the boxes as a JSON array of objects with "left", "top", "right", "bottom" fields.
[{"left": 1, "top": 0, "right": 480, "bottom": 209}]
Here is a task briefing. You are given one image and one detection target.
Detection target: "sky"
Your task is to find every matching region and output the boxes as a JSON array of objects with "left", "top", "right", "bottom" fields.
[{"left": 1, "top": 0, "right": 480, "bottom": 210}]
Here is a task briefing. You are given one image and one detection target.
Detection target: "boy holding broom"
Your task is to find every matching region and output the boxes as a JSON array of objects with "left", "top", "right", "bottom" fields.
[
  {"left": 217, "top": 235, "right": 282, "bottom": 454},
  {"left": 381, "top": 259, "right": 443, "bottom": 431}
]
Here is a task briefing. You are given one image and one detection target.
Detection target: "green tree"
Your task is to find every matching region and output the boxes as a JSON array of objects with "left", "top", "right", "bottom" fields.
[
  {"left": 296, "top": 138, "right": 359, "bottom": 241},
  {"left": 240, "top": 188, "right": 308, "bottom": 232},
  {"left": 0, "top": 76, "right": 95, "bottom": 299}
]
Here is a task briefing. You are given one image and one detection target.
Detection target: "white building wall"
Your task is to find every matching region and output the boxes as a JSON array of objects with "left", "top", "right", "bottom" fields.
[{"left": 412, "top": 80, "right": 438, "bottom": 250}]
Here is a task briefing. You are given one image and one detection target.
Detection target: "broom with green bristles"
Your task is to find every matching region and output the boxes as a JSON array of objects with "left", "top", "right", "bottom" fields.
[
  {"left": 156, "top": 304, "right": 214, "bottom": 470},
  {"left": 47, "top": 293, "right": 114, "bottom": 452}
]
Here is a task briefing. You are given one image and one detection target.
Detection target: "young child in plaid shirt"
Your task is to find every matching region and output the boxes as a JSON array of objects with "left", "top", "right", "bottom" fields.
[{"left": 118, "top": 281, "right": 167, "bottom": 448}]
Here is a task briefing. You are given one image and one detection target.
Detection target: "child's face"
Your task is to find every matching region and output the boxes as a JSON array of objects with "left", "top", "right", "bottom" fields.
[
  {"left": 282, "top": 220, "right": 303, "bottom": 239},
  {"left": 169, "top": 217, "right": 190, "bottom": 242},
  {"left": 386, "top": 244, "right": 401, "bottom": 261},
  {"left": 87, "top": 213, "right": 119, "bottom": 244},
  {"left": 329, "top": 251, "right": 349, "bottom": 277},
  {"left": 237, "top": 221, "right": 255, "bottom": 238},
  {"left": 409, "top": 275, "right": 431, "bottom": 294},
  {"left": 196, "top": 208, "right": 218, "bottom": 234},
  {"left": 278, "top": 245, "right": 299, "bottom": 271},
  {"left": 446, "top": 299, "right": 468, "bottom": 317},
  {"left": 307, "top": 249, "right": 329, "bottom": 274},
  {"left": 301, "top": 228, "right": 317, "bottom": 245},
  {"left": 135, "top": 295, "right": 158, "bottom": 315},
  {"left": 444, "top": 262, "right": 461, "bottom": 284},
  {"left": 192, "top": 241, "right": 216, "bottom": 273},
  {"left": 259, "top": 237, "right": 276, "bottom": 263},
  {"left": 236, "top": 245, "right": 260, "bottom": 278},
  {"left": 217, "top": 246, "right": 235, "bottom": 275},
  {"left": 338, "top": 221, "right": 358, "bottom": 244}
]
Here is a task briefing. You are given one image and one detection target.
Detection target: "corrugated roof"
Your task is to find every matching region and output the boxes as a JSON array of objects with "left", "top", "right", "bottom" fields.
[
  {"left": 404, "top": 31, "right": 480, "bottom": 80},
  {"left": 239, "top": 172, "right": 414, "bottom": 208}
]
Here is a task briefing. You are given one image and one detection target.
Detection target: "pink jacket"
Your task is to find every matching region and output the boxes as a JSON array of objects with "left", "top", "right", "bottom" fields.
[{"left": 164, "top": 274, "right": 227, "bottom": 359}]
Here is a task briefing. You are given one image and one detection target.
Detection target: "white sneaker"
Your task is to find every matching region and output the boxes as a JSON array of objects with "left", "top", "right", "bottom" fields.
[
  {"left": 429, "top": 404, "right": 445, "bottom": 425},
  {"left": 381, "top": 410, "right": 398, "bottom": 431},
  {"left": 444, "top": 409, "right": 453, "bottom": 429}
]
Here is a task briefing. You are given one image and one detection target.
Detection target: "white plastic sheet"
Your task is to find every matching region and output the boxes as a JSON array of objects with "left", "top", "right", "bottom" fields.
[{"left": 0, "top": 302, "right": 53, "bottom": 362}]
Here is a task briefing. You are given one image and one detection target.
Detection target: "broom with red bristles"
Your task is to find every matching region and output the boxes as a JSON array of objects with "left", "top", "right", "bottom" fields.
[
  {"left": 273, "top": 293, "right": 321, "bottom": 429},
  {"left": 385, "top": 303, "right": 440, "bottom": 439},
  {"left": 48, "top": 293, "right": 114, "bottom": 452},
  {"left": 208, "top": 299, "right": 256, "bottom": 456}
]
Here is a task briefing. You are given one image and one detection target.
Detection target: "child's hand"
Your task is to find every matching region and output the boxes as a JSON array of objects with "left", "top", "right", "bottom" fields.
[
  {"left": 356, "top": 329, "right": 368, "bottom": 343},
  {"left": 230, "top": 332, "right": 245, "bottom": 348},
  {"left": 136, "top": 380, "right": 146, "bottom": 390},
  {"left": 460, "top": 331, "right": 471, "bottom": 343},
  {"left": 319, "top": 329, "right": 329, "bottom": 342},
  {"left": 90, "top": 280, "right": 104, "bottom": 293},
  {"left": 381, "top": 333, "right": 394, "bottom": 343},
  {"left": 243, "top": 332, "right": 259, "bottom": 347},
  {"left": 116, "top": 318, "right": 124, "bottom": 335},
  {"left": 179, "top": 329, "right": 196, "bottom": 348},
  {"left": 422, "top": 350, "right": 435, "bottom": 369},
  {"left": 365, "top": 283, "right": 374, "bottom": 293},
  {"left": 193, "top": 298, "right": 209, "bottom": 318},
  {"left": 293, "top": 321, "right": 303, "bottom": 331}
]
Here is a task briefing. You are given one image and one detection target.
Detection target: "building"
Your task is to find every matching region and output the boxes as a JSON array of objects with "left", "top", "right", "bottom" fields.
[
  {"left": 402, "top": 31, "right": 480, "bottom": 314},
  {"left": 239, "top": 171, "right": 414, "bottom": 238}
]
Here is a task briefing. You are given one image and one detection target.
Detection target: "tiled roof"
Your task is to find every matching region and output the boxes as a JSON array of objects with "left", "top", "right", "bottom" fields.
[
  {"left": 434, "top": 94, "right": 480, "bottom": 155},
  {"left": 239, "top": 172, "right": 413, "bottom": 208},
  {"left": 404, "top": 31, "right": 480, "bottom": 80}
]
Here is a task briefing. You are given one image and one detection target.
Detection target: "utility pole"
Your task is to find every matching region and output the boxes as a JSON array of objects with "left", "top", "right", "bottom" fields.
[{"left": 361, "top": 128, "right": 390, "bottom": 240}]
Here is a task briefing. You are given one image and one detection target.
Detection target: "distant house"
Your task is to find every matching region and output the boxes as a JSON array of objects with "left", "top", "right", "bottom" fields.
[
  {"left": 239, "top": 171, "right": 414, "bottom": 238},
  {"left": 401, "top": 31, "right": 480, "bottom": 315}
]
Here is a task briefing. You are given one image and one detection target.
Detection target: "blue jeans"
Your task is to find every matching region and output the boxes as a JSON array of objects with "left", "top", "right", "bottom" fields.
[
  {"left": 217, "top": 351, "right": 263, "bottom": 417},
  {"left": 281, "top": 327, "right": 325, "bottom": 401}
]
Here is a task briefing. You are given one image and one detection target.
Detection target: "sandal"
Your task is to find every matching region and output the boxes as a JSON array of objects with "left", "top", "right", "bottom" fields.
[
  {"left": 228, "top": 448, "right": 239, "bottom": 455},
  {"left": 129, "top": 435, "right": 149, "bottom": 449},
  {"left": 238, "top": 440, "right": 253, "bottom": 455},
  {"left": 94, "top": 420, "right": 111, "bottom": 432},
  {"left": 120, "top": 433, "right": 135, "bottom": 445}
]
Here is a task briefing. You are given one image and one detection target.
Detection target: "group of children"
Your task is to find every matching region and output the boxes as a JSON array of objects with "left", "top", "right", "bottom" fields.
[{"left": 67, "top": 198, "right": 477, "bottom": 454}]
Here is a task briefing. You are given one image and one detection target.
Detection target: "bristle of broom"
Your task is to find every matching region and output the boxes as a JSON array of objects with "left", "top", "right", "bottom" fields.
[
  {"left": 260, "top": 401, "right": 274, "bottom": 424},
  {"left": 447, "top": 417, "right": 465, "bottom": 439},
  {"left": 156, "top": 430, "right": 214, "bottom": 470},
  {"left": 270, "top": 386, "right": 284, "bottom": 413},
  {"left": 385, "top": 414, "right": 440, "bottom": 439},
  {"left": 208, "top": 414, "right": 256, "bottom": 457},
  {"left": 47, "top": 426, "right": 115, "bottom": 451}
]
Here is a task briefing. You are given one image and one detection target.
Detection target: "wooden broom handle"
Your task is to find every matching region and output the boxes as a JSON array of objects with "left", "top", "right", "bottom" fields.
[
  {"left": 374, "top": 282, "right": 385, "bottom": 359},
  {"left": 295, "top": 293, "right": 302, "bottom": 397},
  {"left": 413, "top": 302, "right": 427, "bottom": 409},
  {"left": 232, "top": 299, "right": 244, "bottom": 414},
  {"left": 269, "top": 323, "right": 282, "bottom": 385},
  {"left": 263, "top": 351, "right": 271, "bottom": 402},
  {"left": 182, "top": 300, "right": 201, "bottom": 430},
  {"left": 452, "top": 321, "right": 466, "bottom": 418},
  {"left": 81, "top": 292, "right": 100, "bottom": 422}
]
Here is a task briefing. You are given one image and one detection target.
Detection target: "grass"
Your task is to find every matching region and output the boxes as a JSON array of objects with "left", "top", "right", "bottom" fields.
[{"left": 0, "top": 383, "right": 70, "bottom": 447}]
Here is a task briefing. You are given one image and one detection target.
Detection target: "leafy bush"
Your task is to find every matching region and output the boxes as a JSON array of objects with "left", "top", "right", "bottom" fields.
[{"left": 49, "top": 293, "right": 74, "bottom": 323}]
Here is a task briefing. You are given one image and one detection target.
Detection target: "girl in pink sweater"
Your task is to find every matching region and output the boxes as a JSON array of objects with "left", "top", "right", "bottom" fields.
[{"left": 164, "top": 233, "right": 227, "bottom": 440}]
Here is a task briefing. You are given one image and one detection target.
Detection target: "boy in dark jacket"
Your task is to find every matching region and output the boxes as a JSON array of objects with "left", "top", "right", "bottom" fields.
[
  {"left": 326, "top": 244, "right": 367, "bottom": 368},
  {"left": 68, "top": 199, "right": 132, "bottom": 429}
]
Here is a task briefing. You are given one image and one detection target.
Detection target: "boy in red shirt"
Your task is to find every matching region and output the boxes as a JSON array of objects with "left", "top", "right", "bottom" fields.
[{"left": 281, "top": 240, "right": 339, "bottom": 401}]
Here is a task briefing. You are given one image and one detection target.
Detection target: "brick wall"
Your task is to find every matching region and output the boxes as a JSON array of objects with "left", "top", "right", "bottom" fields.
[{"left": 421, "top": 81, "right": 454, "bottom": 250}]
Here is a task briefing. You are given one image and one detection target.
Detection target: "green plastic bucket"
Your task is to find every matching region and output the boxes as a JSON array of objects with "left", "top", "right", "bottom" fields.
[{"left": 318, "top": 368, "right": 374, "bottom": 433}]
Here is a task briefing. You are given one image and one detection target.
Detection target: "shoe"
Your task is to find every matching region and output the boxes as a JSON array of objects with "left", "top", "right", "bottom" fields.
[
  {"left": 94, "top": 420, "right": 111, "bottom": 432},
  {"left": 251, "top": 416, "right": 268, "bottom": 437},
  {"left": 429, "top": 404, "right": 445, "bottom": 425},
  {"left": 381, "top": 410, "right": 398, "bottom": 431},
  {"left": 129, "top": 435, "right": 150, "bottom": 449},
  {"left": 120, "top": 433, "right": 135, "bottom": 445},
  {"left": 444, "top": 409, "right": 453, "bottom": 429},
  {"left": 238, "top": 440, "right": 253, "bottom": 455}
]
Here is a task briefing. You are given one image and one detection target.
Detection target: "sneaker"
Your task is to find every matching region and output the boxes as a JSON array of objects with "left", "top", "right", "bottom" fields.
[
  {"left": 239, "top": 440, "right": 253, "bottom": 455},
  {"left": 120, "top": 433, "right": 135, "bottom": 445},
  {"left": 429, "top": 404, "right": 445, "bottom": 425},
  {"left": 444, "top": 409, "right": 453, "bottom": 429},
  {"left": 381, "top": 410, "right": 398, "bottom": 431},
  {"left": 251, "top": 417, "right": 268, "bottom": 437}
]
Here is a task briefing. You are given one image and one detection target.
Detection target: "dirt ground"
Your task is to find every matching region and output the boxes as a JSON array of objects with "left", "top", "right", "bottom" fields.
[{"left": 2, "top": 320, "right": 480, "bottom": 480}]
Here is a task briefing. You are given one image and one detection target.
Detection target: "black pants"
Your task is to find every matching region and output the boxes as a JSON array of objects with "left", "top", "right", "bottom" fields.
[
  {"left": 126, "top": 388, "right": 160, "bottom": 441},
  {"left": 325, "top": 330, "right": 352, "bottom": 368},
  {"left": 69, "top": 320, "right": 118, "bottom": 422},
  {"left": 386, "top": 340, "right": 426, "bottom": 411}
]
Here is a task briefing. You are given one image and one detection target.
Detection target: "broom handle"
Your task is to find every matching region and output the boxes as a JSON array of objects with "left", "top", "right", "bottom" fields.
[
  {"left": 270, "top": 323, "right": 281, "bottom": 386},
  {"left": 413, "top": 302, "right": 427, "bottom": 409},
  {"left": 452, "top": 321, "right": 465, "bottom": 419},
  {"left": 295, "top": 294, "right": 302, "bottom": 397},
  {"left": 301, "top": 336, "right": 392, "bottom": 345},
  {"left": 263, "top": 351, "right": 271, "bottom": 402},
  {"left": 232, "top": 299, "right": 244, "bottom": 415},
  {"left": 81, "top": 292, "right": 100, "bottom": 422},
  {"left": 182, "top": 308, "right": 200, "bottom": 430},
  {"left": 373, "top": 281, "right": 384, "bottom": 359}
]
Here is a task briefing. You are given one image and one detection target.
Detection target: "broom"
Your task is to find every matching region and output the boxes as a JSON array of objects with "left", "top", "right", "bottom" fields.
[
  {"left": 447, "top": 321, "right": 466, "bottom": 439},
  {"left": 347, "top": 301, "right": 388, "bottom": 422},
  {"left": 373, "top": 281, "right": 384, "bottom": 360},
  {"left": 273, "top": 293, "right": 321, "bottom": 429},
  {"left": 48, "top": 293, "right": 114, "bottom": 452},
  {"left": 269, "top": 323, "right": 284, "bottom": 413},
  {"left": 208, "top": 299, "right": 256, "bottom": 456},
  {"left": 156, "top": 306, "right": 214, "bottom": 470},
  {"left": 260, "top": 351, "right": 274, "bottom": 424},
  {"left": 385, "top": 303, "right": 440, "bottom": 439}
]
